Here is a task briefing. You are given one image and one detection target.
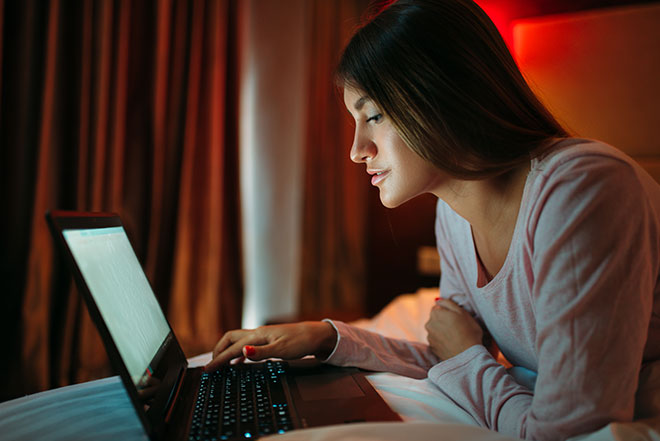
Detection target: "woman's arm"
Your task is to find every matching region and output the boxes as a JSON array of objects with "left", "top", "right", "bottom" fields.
[
  {"left": 428, "top": 156, "right": 658, "bottom": 440},
  {"left": 322, "top": 320, "right": 440, "bottom": 379},
  {"left": 205, "top": 321, "right": 338, "bottom": 372},
  {"left": 205, "top": 318, "right": 441, "bottom": 378}
]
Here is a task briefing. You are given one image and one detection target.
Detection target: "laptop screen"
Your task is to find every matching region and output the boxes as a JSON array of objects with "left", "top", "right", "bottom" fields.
[{"left": 63, "top": 226, "right": 171, "bottom": 385}]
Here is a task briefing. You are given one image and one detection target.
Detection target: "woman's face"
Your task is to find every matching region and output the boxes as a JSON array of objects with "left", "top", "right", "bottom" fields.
[{"left": 344, "top": 87, "right": 445, "bottom": 208}]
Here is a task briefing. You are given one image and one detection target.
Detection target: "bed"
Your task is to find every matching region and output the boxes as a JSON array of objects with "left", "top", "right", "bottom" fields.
[
  {"left": 305, "top": 288, "right": 660, "bottom": 441},
  {"left": 1, "top": 288, "right": 658, "bottom": 440}
]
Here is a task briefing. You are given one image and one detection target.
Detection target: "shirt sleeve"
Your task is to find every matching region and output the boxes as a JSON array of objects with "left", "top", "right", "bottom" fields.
[
  {"left": 428, "top": 155, "right": 658, "bottom": 440},
  {"left": 320, "top": 201, "right": 480, "bottom": 379},
  {"left": 321, "top": 320, "right": 440, "bottom": 379}
]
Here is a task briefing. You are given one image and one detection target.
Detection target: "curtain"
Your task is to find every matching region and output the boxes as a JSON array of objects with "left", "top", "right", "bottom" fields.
[
  {"left": 0, "top": 0, "right": 373, "bottom": 402},
  {"left": 298, "top": 0, "right": 372, "bottom": 319},
  {"left": 0, "top": 0, "right": 242, "bottom": 401}
]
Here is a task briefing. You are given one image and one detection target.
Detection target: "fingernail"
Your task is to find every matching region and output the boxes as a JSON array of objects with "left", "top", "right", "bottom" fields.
[
  {"left": 244, "top": 345, "right": 256, "bottom": 357},
  {"left": 434, "top": 297, "right": 440, "bottom": 301}
]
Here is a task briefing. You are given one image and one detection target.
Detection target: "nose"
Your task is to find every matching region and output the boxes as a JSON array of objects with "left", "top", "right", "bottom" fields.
[{"left": 349, "top": 125, "right": 376, "bottom": 164}]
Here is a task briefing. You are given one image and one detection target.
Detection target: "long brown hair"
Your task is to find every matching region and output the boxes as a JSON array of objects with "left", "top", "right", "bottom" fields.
[{"left": 336, "top": 0, "right": 568, "bottom": 179}]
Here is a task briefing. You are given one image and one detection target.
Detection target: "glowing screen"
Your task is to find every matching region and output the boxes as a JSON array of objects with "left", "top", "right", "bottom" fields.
[{"left": 63, "top": 227, "right": 170, "bottom": 384}]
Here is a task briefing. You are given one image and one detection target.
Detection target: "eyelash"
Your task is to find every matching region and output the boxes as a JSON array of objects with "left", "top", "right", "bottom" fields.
[{"left": 366, "top": 113, "right": 383, "bottom": 124}]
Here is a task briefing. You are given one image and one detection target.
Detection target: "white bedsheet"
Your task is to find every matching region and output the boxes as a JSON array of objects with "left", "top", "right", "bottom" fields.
[
  {"left": 1, "top": 289, "right": 658, "bottom": 440},
  {"left": 0, "top": 376, "right": 147, "bottom": 441},
  {"left": 297, "top": 288, "right": 660, "bottom": 441}
]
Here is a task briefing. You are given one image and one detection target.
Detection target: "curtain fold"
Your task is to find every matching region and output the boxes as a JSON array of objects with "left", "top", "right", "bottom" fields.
[
  {"left": 0, "top": 0, "right": 243, "bottom": 400},
  {"left": 0, "top": 0, "right": 370, "bottom": 402},
  {"left": 169, "top": 0, "right": 243, "bottom": 356},
  {"left": 298, "top": 0, "right": 371, "bottom": 318}
]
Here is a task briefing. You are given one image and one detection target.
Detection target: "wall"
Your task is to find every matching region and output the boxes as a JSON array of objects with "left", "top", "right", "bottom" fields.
[
  {"left": 239, "top": 0, "right": 308, "bottom": 327},
  {"left": 514, "top": 3, "right": 660, "bottom": 181}
]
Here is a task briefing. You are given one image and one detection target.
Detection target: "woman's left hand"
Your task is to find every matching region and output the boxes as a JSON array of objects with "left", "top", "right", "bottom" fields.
[{"left": 425, "top": 298, "right": 484, "bottom": 360}]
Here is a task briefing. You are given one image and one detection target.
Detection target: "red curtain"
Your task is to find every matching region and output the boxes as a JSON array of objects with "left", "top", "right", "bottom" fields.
[
  {"left": 0, "top": 0, "right": 377, "bottom": 402},
  {"left": 299, "top": 0, "right": 372, "bottom": 319},
  {"left": 0, "top": 0, "right": 243, "bottom": 401}
]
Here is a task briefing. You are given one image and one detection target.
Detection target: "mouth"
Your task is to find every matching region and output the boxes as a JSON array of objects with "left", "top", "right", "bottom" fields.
[{"left": 369, "top": 170, "right": 390, "bottom": 186}]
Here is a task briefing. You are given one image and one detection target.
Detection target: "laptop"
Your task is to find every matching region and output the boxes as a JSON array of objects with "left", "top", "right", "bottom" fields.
[{"left": 46, "top": 211, "right": 400, "bottom": 440}]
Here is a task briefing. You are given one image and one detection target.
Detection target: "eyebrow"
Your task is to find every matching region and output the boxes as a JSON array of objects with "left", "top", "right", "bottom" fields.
[{"left": 353, "top": 95, "right": 370, "bottom": 111}]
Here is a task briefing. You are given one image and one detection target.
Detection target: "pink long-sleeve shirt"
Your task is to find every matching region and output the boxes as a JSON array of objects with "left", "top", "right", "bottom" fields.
[{"left": 325, "top": 139, "right": 660, "bottom": 440}]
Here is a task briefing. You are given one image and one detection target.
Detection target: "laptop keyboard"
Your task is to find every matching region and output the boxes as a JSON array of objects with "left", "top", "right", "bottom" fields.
[{"left": 189, "top": 361, "right": 294, "bottom": 440}]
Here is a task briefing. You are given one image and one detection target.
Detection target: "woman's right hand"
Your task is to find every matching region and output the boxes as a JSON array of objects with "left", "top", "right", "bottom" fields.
[{"left": 204, "top": 321, "right": 338, "bottom": 373}]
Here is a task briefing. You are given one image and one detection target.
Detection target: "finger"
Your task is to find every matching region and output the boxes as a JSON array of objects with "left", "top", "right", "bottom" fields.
[
  {"left": 242, "top": 345, "right": 257, "bottom": 360},
  {"left": 430, "top": 304, "right": 453, "bottom": 318},
  {"left": 435, "top": 298, "right": 463, "bottom": 313},
  {"left": 424, "top": 317, "right": 433, "bottom": 333},
  {"left": 212, "top": 330, "right": 246, "bottom": 359},
  {"left": 229, "top": 355, "right": 245, "bottom": 365},
  {"left": 242, "top": 341, "right": 284, "bottom": 362},
  {"left": 206, "top": 340, "right": 246, "bottom": 372},
  {"left": 207, "top": 333, "right": 257, "bottom": 370},
  {"left": 208, "top": 329, "right": 275, "bottom": 371}
]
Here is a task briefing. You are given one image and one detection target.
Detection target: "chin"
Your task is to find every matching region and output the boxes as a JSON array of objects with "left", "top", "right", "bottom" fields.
[
  {"left": 378, "top": 192, "right": 407, "bottom": 209},
  {"left": 380, "top": 199, "right": 398, "bottom": 209}
]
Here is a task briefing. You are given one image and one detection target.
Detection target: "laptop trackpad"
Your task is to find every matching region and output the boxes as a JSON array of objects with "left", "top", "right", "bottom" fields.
[{"left": 295, "top": 373, "right": 365, "bottom": 401}]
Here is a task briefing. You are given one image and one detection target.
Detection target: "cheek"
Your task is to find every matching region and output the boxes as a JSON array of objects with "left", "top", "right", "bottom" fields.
[{"left": 383, "top": 128, "right": 404, "bottom": 148}]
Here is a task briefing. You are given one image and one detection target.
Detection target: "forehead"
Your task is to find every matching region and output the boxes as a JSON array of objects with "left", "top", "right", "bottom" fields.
[{"left": 343, "top": 86, "right": 371, "bottom": 111}]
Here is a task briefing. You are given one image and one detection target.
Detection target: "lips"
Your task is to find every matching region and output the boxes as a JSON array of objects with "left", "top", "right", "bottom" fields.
[{"left": 369, "top": 170, "right": 390, "bottom": 186}]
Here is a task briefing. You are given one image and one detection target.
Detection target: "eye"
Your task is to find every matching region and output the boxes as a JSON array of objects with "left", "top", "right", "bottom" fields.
[{"left": 366, "top": 113, "right": 383, "bottom": 124}]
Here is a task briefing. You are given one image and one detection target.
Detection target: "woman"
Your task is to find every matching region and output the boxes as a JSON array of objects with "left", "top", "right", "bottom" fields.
[{"left": 205, "top": 0, "right": 660, "bottom": 439}]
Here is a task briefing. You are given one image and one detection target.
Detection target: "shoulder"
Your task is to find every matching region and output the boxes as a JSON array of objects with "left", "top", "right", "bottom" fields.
[
  {"left": 531, "top": 138, "right": 653, "bottom": 190},
  {"left": 534, "top": 138, "right": 636, "bottom": 179},
  {"left": 523, "top": 138, "right": 660, "bottom": 259},
  {"left": 526, "top": 138, "right": 659, "bottom": 218}
]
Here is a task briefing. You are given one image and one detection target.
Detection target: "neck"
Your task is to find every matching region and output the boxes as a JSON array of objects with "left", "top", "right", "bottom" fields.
[{"left": 437, "top": 163, "right": 530, "bottom": 234}]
